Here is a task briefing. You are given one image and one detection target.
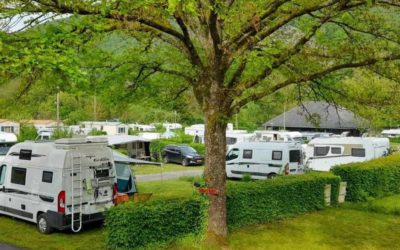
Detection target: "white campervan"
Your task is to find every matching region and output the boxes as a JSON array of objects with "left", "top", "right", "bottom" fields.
[
  {"left": 226, "top": 141, "right": 303, "bottom": 180},
  {"left": 304, "top": 137, "right": 390, "bottom": 171},
  {"left": 0, "top": 138, "right": 117, "bottom": 234}
]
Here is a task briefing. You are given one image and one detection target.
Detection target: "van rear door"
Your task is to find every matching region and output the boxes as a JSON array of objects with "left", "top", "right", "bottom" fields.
[{"left": 65, "top": 150, "right": 115, "bottom": 216}]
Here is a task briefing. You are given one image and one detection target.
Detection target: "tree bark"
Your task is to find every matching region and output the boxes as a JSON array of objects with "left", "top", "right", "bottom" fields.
[
  {"left": 204, "top": 110, "right": 228, "bottom": 246},
  {"left": 201, "top": 75, "right": 230, "bottom": 247}
]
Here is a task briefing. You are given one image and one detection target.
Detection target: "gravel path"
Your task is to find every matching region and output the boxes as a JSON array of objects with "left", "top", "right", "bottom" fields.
[
  {"left": 0, "top": 243, "right": 24, "bottom": 250},
  {"left": 135, "top": 170, "right": 203, "bottom": 182}
]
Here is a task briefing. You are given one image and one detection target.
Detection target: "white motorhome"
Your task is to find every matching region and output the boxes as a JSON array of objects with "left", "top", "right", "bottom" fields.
[
  {"left": 0, "top": 132, "right": 18, "bottom": 161},
  {"left": 253, "top": 130, "right": 304, "bottom": 143},
  {"left": 304, "top": 137, "right": 390, "bottom": 171},
  {"left": 226, "top": 141, "right": 303, "bottom": 180},
  {"left": 0, "top": 138, "right": 117, "bottom": 234}
]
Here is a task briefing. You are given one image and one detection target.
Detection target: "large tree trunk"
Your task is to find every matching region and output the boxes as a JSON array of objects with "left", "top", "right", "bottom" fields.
[
  {"left": 204, "top": 110, "right": 228, "bottom": 246},
  {"left": 200, "top": 74, "right": 231, "bottom": 246}
]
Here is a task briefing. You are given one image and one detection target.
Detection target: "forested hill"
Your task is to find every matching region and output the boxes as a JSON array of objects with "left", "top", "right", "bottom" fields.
[{"left": 1, "top": 15, "right": 399, "bottom": 130}]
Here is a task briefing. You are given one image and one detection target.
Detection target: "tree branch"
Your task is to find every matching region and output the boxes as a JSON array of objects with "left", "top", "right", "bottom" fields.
[
  {"left": 233, "top": 0, "right": 340, "bottom": 54},
  {"left": 231, "top": 54, "right": 400, "bottom": 113},
  {"left": 233, "top": 15, "right": 330, "bottom": 93}
]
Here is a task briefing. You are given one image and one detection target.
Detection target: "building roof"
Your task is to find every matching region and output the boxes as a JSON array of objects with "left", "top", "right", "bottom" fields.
[
  {"left": 263, "top": 101, "right": 366, "bottom": 130},
  {"left": 113, "top": 150, "right": 160, "bottom": 165},
  {"left": 89, "top": 135, "right": 149, "bottom": 145}
]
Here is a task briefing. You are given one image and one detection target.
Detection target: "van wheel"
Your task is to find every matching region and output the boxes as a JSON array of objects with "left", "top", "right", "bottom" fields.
[
  {"left": 163, "top": 156, "right": 169, "bottom": 163},
  {"left": 267, "top": 173, "right": 277, "bottom": 179},
  {"left": 37, "top": 214, "right": 53, "bottom": 234},
  {"left": 182, "top": 159, "right": 188, "bottom": 166}
]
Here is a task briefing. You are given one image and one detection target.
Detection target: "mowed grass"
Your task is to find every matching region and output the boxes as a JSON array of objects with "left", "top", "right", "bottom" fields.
[
  {"left": 0, "top": 179, "right": 399, "bottom": 250},
  {"left": 344, "top": 194, "right": 400, "bottom": 216},
  {"left": 136, "top": 178, "right": 199, "bottom": 200},
  {"left": 0, "top": 216, "right": 106, "bottom": 250},
  {"left": 227, "top": 208, "right": 400, "bottom": 250},
  {"left": 133, "top": 163, "right": 204, "bottom": 175}
]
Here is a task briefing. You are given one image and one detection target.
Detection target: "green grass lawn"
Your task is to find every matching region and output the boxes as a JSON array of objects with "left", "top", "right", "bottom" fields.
[
  {"left": 133, "top": 164, "right": 204, "bottom": 175},
  {"left": 0, "top": 179, "right": 399, "bottom": 250},
  {"left": 0, "top": 217, "right": 106, "bottom": 250},
  {"left": 344, "top": 194, "right": 400, "bottom": 216},
  {"left": 136, "top": 178, "right": 200, "bottom": 200}
]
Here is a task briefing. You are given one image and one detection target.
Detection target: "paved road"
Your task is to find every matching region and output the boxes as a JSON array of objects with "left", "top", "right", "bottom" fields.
[
  {"left": 136, "top": 170, "right": 203, "bottom": 182},
  {"left": 0, "top": 243, "right": 23, "bottom": 250}
]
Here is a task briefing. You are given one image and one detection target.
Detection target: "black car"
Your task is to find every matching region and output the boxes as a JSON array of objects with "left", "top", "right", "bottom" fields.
[{"left": 162, "top": 145, "right": 204, "bottom": 166}]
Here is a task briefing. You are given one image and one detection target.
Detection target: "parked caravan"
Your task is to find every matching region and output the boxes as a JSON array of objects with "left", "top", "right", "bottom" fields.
[
  {"left": 226, "top": 141, "right": 303, "bottom": 180},
  {"left": 0, "top": 132, "right": 17, "bottom": 161},
  {"left": 253, "top": 130, "right": 304, "bottom": 143},
  {"left": 0, "top": 138, "right": 117, "bottom": 234},
  {"left": 304, "top": 137, "right": 390, "bottom": 171}
]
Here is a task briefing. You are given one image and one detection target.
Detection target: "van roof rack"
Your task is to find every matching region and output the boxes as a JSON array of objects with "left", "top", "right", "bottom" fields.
[{"left": 55, "top": 137, "right": 108, "bottom": 144}]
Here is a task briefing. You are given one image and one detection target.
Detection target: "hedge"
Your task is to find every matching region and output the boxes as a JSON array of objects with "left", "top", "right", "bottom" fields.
[
  {"left": 332, "top": 154, "right": 400, "bottom": 202},
  {"left": 106, "top": 198, "right": 206, "bottom": 249},
  {"left": 227, "top": 172, "right": 341, "bottom": 229}
]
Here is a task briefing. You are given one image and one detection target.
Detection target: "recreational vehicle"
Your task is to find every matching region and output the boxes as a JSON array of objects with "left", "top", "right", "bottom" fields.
[
  {"left": 304, "top": 137, "right": 390, "bottom": 171},
  {"left": 253, "top": 130, "right": 304, "bottom": 143},
  {"left": 226, "top": 141, "right": 304, "bottom": 180},
  {"left": 0, "top": 132, "right": 17, "bottom": 161},
  {"left": 0, "top": 138, "right": 117, "bottom": 234}
]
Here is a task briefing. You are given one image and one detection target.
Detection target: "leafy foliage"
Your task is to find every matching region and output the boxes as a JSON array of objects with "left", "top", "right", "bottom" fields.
[
  {"left": 17, "top": 124, "right": 37, "bottom": 142},
  {"left": 332, "top": 154, "right": 400, "bottom": 202},
  {"left": 106, "top": 198, "right": 207, "bottom": 249},
  {"left": 227, "top": 173, "right": 341, "bottom": 229}
]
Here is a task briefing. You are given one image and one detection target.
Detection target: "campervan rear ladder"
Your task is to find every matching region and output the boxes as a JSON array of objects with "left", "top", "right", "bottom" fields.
[{"left": 71, "top": 153, "right": 83, "bottom": 232}]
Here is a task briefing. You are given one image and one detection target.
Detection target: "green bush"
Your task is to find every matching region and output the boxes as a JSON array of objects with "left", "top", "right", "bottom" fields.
[
  {"left": 106, "top": 198, "right": 206, "bottom": 249},
  {"left": 17, "top": 124, "right": 38, "bottom": 142},
  {"left": 227, "top": 173, "right": 341, "bottom": 229},
  {"left": 332, "top": 154, "right": 400, "bottom": 202}
]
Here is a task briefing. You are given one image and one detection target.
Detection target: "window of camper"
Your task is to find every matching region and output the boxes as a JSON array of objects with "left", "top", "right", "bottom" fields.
[
  {"left": 118, "top": 127, "right": 126, "bottom": 134},
  {"left": 315, "top": 146, "right": 329, "bottom": 156},
  {"left": 226, "top": 148, "right": 239, "bottom": 161},
  {"left": 272, "top": 151, "right": 282, "bottom": 160},
  {"left": 42, "top": 171, "right": 53, "bottom": 183},
  {"left": 289, "top": 150, "right": 301, "bottom": 163},
  {"left": 226, "top": 137, "right": 237, "bottom": 145},
  {"left": 351, "top": 148, "right": 365, "bottom": 157},
  {"left": 243, "top": 150, "right": 253, "bottom": 159},
  {"left": 331, "top": 147, "right": 342, "bottom": 155},
  {"left": 0, "top": 165, "right": 6, "bottom": 185},
  {"left": 11, "top": 167, "right": 26, "bottom": 185}
]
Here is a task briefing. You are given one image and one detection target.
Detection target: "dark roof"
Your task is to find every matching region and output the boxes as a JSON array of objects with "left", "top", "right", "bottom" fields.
[{"left": 263, "top": 102, "right": 366, "bottom": 130}]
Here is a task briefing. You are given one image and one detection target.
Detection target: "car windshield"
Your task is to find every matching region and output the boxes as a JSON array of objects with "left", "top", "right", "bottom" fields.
[
  {"left": 180, "top": 146, "right": 197, "bottom": 154},
  {"left": 0, "top": 143, "right": 12, "bottom": 156}
]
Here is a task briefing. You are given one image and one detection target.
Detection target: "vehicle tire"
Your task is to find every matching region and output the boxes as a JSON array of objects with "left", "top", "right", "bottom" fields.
[
  {"left": 163, "top": 156, "right": 169, "bottom": 163},
  {"left": 267, "top": 173, "right": 277, "bottom": 179},
  {"left": 37, "top": 213, "right": 53, "bottom": 234},
  {"left": 182, "top": 159, "right": 188, "bottom": 166}
]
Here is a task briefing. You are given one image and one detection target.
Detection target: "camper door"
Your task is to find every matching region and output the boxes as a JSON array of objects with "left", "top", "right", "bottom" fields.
[
  {"left": 288, "top": 149, "right": 302, "bottom": 174},
  {"left": 0, "top": 164, "right": 6, "bottom": 213}
]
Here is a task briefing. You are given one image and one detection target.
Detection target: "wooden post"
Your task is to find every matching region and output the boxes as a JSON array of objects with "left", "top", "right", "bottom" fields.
[
  {"left": 324, "top": 184, "right": 331, "bottom": 206},
  {"left": 338, "top": 182, "right": 347, "bottom": 203}
]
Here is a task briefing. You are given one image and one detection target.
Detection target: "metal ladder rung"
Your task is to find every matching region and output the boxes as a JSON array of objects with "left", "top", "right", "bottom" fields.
[{"left": 70, "top": 152, "right": 83, "bottom": 233}]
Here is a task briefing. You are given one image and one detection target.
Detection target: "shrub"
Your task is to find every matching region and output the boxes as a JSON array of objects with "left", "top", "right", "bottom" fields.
[
  {"left": 227, "top": 173, "right": 341, "bottom": 229},
  {"left": 17, "top": 124, "right": 37, "bottom": 142},
  {"left": 332, "top": 154, "right": 400, "bottom": 202},
  {"left": 106, "top": 198, "right": 206, "bottom": 249}
]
